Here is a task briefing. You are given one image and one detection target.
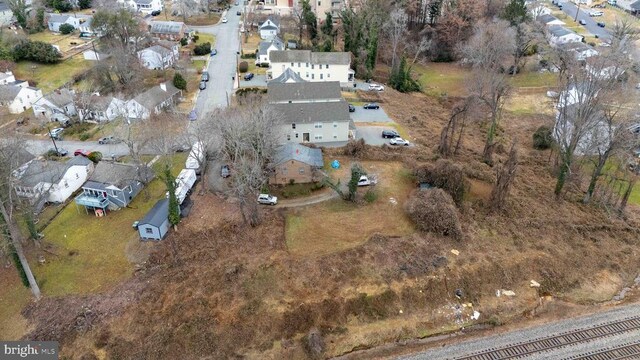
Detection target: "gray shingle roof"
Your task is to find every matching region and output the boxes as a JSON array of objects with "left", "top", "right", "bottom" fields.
[
  {"left": 537, "top": 14, "right": 562, "bottom": 24},
  {"left": 89, "top": 162, "right": 153, "bottom": 188},
  {"left": 268, "top": 81, "right": 342, "bottom": 102},
  {"left": 631, "top": 0, "right": 640, "bottom": 10},
  {"left": 0, "top": 85, "right": 21, "bottom": 103},
  {"left": 86, "top": 95, "right": 114, "bottom": 111},
  {"left": 272, "top": 100, "right": 351, "bottom": 125},
  {"left": 257, "top": 37, "right": 284, "bottom": 56},
  {"left": 549, "top": 26, "right": 575, "bottom": 37},
  {"left": 66, "top": 155, "right": 93, "bottom": 167},
  {"left": 141, "top": 44, "right": 173, "bottom": 56},
  {"left": 136, "top": 0, "right": 154, "bottom": 4},
  {"left": 44, "top": 88, "right": 74, "bottom": 107},
  {"left": 270, "top": 68, "right": 306, "bottom": 83},
  {"left": 150, "top": 21, "right": 185, "bottom": 35},
  {"left": 274, "top": 143, "right": 323, "bottom": 167},
  {"left": 558, "top": 42, "right": 595, "bottom": 52},
  {"left": 269, "top": 50, "right": 351, "bottom": 65},
  {"left": 49, "top": 14, "right": 70, "bottom": 24},
  {"left": 0, "top": 2, "right": 9, "bottom": 11},
  {"left": 18, "top": 160, "right": 67, "bottom": 187},
  {"left": 139, "top": 198, "right": 169, "bottom": 227},
  {"left": 133, "top": 83, "right": 181, "bottom": 110}
]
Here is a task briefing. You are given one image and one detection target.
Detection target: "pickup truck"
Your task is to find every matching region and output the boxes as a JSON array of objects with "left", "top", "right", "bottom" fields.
[{"left": 357, "top": 175, "right": 377, "bottom": 186}]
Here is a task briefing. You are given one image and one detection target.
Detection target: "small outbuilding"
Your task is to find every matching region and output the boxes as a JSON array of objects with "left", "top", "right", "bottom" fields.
[{"left": 138, "top": 198, "right": 171, "bottom": 240}]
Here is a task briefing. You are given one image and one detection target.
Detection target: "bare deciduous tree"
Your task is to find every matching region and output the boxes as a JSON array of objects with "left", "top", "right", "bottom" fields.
[
  {"left": 490, "top": 140, "right": 518, "bottom": 210},
  {"left": 461, "top": 20, "right": 515, "bottom": 165},
  {"left": 383, "top": 7, "right": 408, "bottom": 71},
  {"left": 438, "top": 98, "right": 472, "bottom": 157}
]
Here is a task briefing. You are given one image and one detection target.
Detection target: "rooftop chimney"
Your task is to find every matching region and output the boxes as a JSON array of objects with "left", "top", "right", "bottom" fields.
[{"left": 160, "top": 83, "right": 167, "bottom": 92}]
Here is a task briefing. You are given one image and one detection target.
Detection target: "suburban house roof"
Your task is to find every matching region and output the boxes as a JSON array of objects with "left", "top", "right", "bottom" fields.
[
  {"left": 270, "top": 68, "right": 306, "bottom": 83},
  {"left": 0, "top": 85, "right": 21, "bottom": 103},
  {"left": 537, "top": 14, "right": 563, "bottom": 24},
  {"left": 269, "top": 50, "right": 351, "bottom": 65},
  {"left": 558, "top": 42, "right": 597, "bottom": 53},
  {"left": 268, "top": 81, "right": 342, "bottom": 102},
  {"left": 66, "top": 155, "right": 93, "bottom": 166},
  {"left": 48, "top": 14, "right": 71, "bottom": 23},
  {"left": 42, "top": 88, "right": 74, "bottom": 107},
  {"left": 17, "top": 160, "right": 67, "bottom": 187},
  {"left": 274, "top": 143, "right": 323, "bottom": 167},
  {"left": 0, "top": 2, "right": 10, "bottom": 11},
  {"left": 630, "top": 0, "right": 640, "bottom": 10},
  {"left": 259, "top": 18, "right": 279, "bottom": 29},
  {"left": 257, "top": 37, "right": 284, "bottom": 56},
  {"left": 87, "top": 162, "right": 153, "bottom": 189},
  {"left": 80, "top": 17, "right": 92, "bottom": 28},
  {"left": 87, "top": 95, "right": 117, "bottom": 111},
  {"left": 141, "top": 44, "right": 173, "bottom": 56},
  {"left": 139, "top": 198, "right": 169, "bottom": 227},
  {"left": 133, "top": 83, "right": 180, "bottom": 110},
  {"left": 548, "top": 26, "right": 576, "bottom": 37},
  {"left": 272, "top": 100, "right": 351, "bottom": 124},
  {"left": 0, "top": 71, "right": 13, "bottom": 82},
  {"left": 136, "top": 0, "right": 154, "bottom": 4},
  {"left": 150, "top": 21, "right": 185, "bottom": 35}
]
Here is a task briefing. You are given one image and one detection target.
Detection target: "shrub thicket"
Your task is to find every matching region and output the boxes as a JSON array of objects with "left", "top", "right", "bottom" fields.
[
  {"left": 415, "top": 159, "right": 467, "bottom": 206},
  {"left": 193, "top": 42, "right": 211, "bottom": 55},
  {"left": 238, "top": 61, "right": 248, "bottom": 73},
  {"left": 406, "top": 189, "right": 463, "bottom": 240},
  {"left": 59, "top": 23, "right": 75, "bottom": 34},
  {"left": 532, "top": 125, "right": 553, "bottom": 150}
]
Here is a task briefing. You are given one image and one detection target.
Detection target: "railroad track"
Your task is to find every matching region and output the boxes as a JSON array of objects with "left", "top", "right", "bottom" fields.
[
  {"left": 455, "top": 316, "right": 640, "bottom": 360},
  {"left": 568, "top": 342, "right": 640, "bottom": 360}
]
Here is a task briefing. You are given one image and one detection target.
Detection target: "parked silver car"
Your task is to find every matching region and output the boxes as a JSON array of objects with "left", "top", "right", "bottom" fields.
[{"left": 257, "top": 194, "right": 277, "bottom": 205}]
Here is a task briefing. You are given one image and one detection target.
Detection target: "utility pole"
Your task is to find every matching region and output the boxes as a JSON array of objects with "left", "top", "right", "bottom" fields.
[
  {"left": 48, "top": 127, "right": 60, "bottom": 154},
  {"left": 574, "top": 0, "right": 582, "bottom": 22}
]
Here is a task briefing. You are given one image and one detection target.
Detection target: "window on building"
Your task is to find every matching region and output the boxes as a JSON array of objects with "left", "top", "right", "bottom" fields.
[
  {"left": 306, "top": 72, "right": 309, "bottom": 78},
  {"left": 291, "top": 62, "right": 294, "bottom": 66},
  {"left": 295, "top": 133, "right": 299, "bottom": 138},
  {"left": 314, "top": 134, "right": 323, "bottom": 140},
  {"left": 327, "top": 73, "right": 330, "bottom": 78},
  {"left": 314, "top": 123, "right": 323, "bottom": 128},
  {"left": 299, "top": 168, "right": 305, "bottom": 174},
  {"left": 111, "top": 189, "right": 118, "bottom": 197},
  {"left": 311, "top": 74, "right": 315, "bottom": 79},
  {"left": 287, "top": 134, "right": 291, "bottom": 141},
  {"left": 75, "top": 173, "right": 79, "bottom": 179},
  {"left": 311, "top": 64, "right": 314, "bottom": 69},
  {"left": 306, "top": 62, "right": 309, "bottom": 67},
  {"left": 298, "top": 62, "right": 301, "bottom": 67},
  {"left": 318, "top": 0, "right": 321, "bottom": 5},
  {"left": 145, "top": 228, "right": 153, "bottom": 234},
  {"left": 334, "top": 135, "right": 337, "bottom": 139},
  {"left": 292, "top": 123, "right": 296, "bottom": 129},
  {"left": 320, "top": 74, "right": 323, "bottom": 79},
  {"left": 333, "top": 122, "right": 337, "bottom": 128}
]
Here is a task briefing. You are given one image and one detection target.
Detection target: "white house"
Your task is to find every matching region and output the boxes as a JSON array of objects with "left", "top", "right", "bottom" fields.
[
  {"left": 268, "top": 50, "right": 354, "bottom": 86},
  {"left": 548, "top": 26, "right": 583, "bottom": 46},
  {"left": 262, "top": 0, "right": 296, "bottom": 16},
  {"left": 126, "top": 82, "right": 182, "bottom": 120},
  {"left": 33, "top": 88, "right": 77, "bottom": 120},
  {"left": 13, "top": 156, "right": 94, "bottom": 206},
  {"left": 134, "top": 0, "right": 163, "bottom": 14},
  {"left": 78, "top": 95, "right": 126, "bottom": 122},
  {"left": 558, "top": 42, "right": 599, "bottom": 61},
  {"left": 0, "top": 70, "right": 16, "bottom": 85},
  {"left": 268, "top": 81, "right": 353, "bottom": 144},
  {"left": 138, "top": 45, "right": 178, "bottom": 70},
  {"left": 47, "top": 14, "right": 81, "bottom": 32},
  {"left": 256, "top": 37, "right": 284, "bottom": 66},
  {"left": 553, "top": 105, "right": 609, "bottom": 156},
  {"left": 77, "top": 17, "right": 97, "bottom": 36},
  {"left": 0, "top": 2, "right": 12, "bottom": 27},
  {"left": 0, "top": 84, "right": 43, "bottom": 114},
  {"left": 259, "top": 18, "right": 280, "bottom": 40}
]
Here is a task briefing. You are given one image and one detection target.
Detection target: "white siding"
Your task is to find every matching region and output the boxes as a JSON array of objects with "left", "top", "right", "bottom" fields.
[
  {"left": 280, "top": 121, "right": 350, "bottom": 144},
  {"left": 48, "top": 163, "right": 93, "bottom": 203},
  {"left": 269, "top": 61, "right": 352, "bottom": 85}
]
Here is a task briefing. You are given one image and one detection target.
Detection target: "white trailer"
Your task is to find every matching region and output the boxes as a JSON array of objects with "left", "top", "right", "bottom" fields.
[
  {"left": 185, "top": 141, "right": 204, "bottom": 174},
  {"left": 172, "top": 169, "right": 197, "bottom": 204}
]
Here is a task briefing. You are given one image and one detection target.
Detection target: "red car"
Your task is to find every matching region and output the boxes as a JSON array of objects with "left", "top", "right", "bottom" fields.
[{"left": 74, "top": 149, "right": 91, "bottom": 157}]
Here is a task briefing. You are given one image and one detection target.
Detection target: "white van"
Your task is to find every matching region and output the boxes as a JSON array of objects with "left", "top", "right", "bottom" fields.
[{"left": 185, "top": 142, "right": 204, "bottom": 174}]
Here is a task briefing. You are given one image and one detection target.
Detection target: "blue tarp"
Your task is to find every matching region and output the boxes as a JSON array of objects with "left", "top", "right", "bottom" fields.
[{"left": 331, "top": 160, "right": 340, "bottom": 169}]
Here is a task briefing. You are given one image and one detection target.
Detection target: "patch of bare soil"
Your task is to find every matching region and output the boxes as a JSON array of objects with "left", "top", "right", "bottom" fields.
[{"left": 20, "top": 89, "right": 640, "bottom": 359}]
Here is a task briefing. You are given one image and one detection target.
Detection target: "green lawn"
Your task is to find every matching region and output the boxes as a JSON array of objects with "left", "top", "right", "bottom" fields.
[
  {"left": 13, "top": 55, "right": 93, "bottom": 93},
  {"left": 32, "top": 155, "right": 186, "bottom": 296}
]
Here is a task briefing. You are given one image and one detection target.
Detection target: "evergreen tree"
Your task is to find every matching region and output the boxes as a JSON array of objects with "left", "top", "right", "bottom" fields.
[
  {"left": 502, "top": 0, "right": 529, "bottom": 26},
  {"left": 173, "top": 72, "right": 187, "bottom": 90},
  {"left": 389, "top": 56, "right": 421, "bottom": 92},
  {"left": 365, "top": 28, "right": 378, "bottom": 73},
  {"left": 164, "top": 166, "right": 180, "bottom": 229}
]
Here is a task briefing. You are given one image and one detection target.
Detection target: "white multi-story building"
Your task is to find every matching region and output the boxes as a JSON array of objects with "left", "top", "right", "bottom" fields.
[
  {"left": 0, "top": 83, "right": 42, "bottom": 114},
  {"left": 268, "top": 81, "right": 353, "bottom": 144},
  {"left": 268, "top": 50, "right": 354, "bottom": 86}
]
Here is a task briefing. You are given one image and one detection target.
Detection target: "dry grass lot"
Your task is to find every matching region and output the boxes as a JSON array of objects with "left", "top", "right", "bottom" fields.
[
  {"left": 13, "top": 55, "right": 93, "bottom": 93},
  {"left": 286, "top": 160, "right": 416, "bottom": 257}
]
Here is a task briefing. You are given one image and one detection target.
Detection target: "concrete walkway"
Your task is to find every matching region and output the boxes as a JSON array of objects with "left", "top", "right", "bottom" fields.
[{"left": 275, "top": 190, "right": 339, "bottom": 208}]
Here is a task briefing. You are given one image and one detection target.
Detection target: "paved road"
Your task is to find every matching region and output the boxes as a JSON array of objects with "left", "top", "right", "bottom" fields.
[
  {"left": 25, "top": 139, "right": 131, "bottom": 158},
  {"left": 190, "top": 4, "right": 242, "bottom": 119},
  {"left": 401, "top": 303, "right": 640, "bottom": 360},
  {"left": 558, "top": 1, "right": 611, "bottom": 41}
]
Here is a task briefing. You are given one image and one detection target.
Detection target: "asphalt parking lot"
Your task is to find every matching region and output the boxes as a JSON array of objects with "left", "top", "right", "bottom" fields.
[
  {"left": 356, "top": 125, "right": 398, "bottom": 146},
  {"left": 350, "top": 106, "right": 393, "bottom": 123},
  {"left": 239, "top": 74, "right": 267, "bottom": 88}
]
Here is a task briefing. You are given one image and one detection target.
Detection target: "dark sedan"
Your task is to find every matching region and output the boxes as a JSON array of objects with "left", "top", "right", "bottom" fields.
[
  {"left": 243, "top": 72, "right": 254, "bottom": 81},
  {"left": 382, "top": 130, "right": 400, "bottom": 138},
  {"left": 363, "top": 103, "right": 380, "bottom": 110},
  {"left": 348, "top": 104, "right": 355, "bottom": 112}
]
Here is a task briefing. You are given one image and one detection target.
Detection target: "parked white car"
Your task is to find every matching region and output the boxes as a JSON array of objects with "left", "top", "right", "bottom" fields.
[
  {"left": 258, "top": 194, "right": 277, "bottom": 205},
  {"left": 589, "top": 11, "right": 603, "bottom": 16},
  {"left": 357, "top": 175, "right": 377, "bottom": 186},
  {"left": 390, "top": 137, "right": 410, "bottom": 146},
  {"left": 368, "top": 83, "right": 384, "bottom": 91},
  {"left": 222, "top": 17, "right": 228, "bottom": 23}
]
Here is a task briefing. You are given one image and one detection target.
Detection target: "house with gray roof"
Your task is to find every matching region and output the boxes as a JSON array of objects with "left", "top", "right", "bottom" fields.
[
  {"left": 75, "top": 162, "right": 154, "bottom": 212},
  {"left": 125, "top": 82, "right": 182, "bottom": 120},
  {"left": 149, "top": 21, "right": 187, "bottom": 40},
  {"left": 536, "top": 14, "right": 565, "bottom": 26},
  {"left": 138, "top": 198, "right": 173, "bottom": 240},
  {"left": 558, "top": 42, "right": 599, "bottom": 61},
  {"left": 33, "top": 88, "right": 77, "bottom": 120},
  {"left": 14, "top": 156, "right": 94, "bottom": 208},
  {"left": 268, "top": 50, "right": 354, "bottom": 86},
  {"left": 257, "top": 37, "right": 284, "bottom": 66},
  {"left": 270, "top": 143, "right": 324, "bottom": 184},
  {"left": 137, "top": 44, "right": 178, "bottom": 70},
  {"left": 268, "top": 81, "right": 353, "bottom": 144},
  {"left": 47, "top": 14, "right": 81, "bottom": 32},
  {"left": 259, "top": 18, "right": 280, "bottom": 39},
  {"left": 0, "top": 2, "right": 12, "bottom": 27},
  {"left": 547, "top": 26, "right": 583, "bottom": 46},
  {"left": 0, "top": 83, "right": 42, "bottom": 114},
  {"left": 77, "top": 95, "right": 126, "bottom": 122}
]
